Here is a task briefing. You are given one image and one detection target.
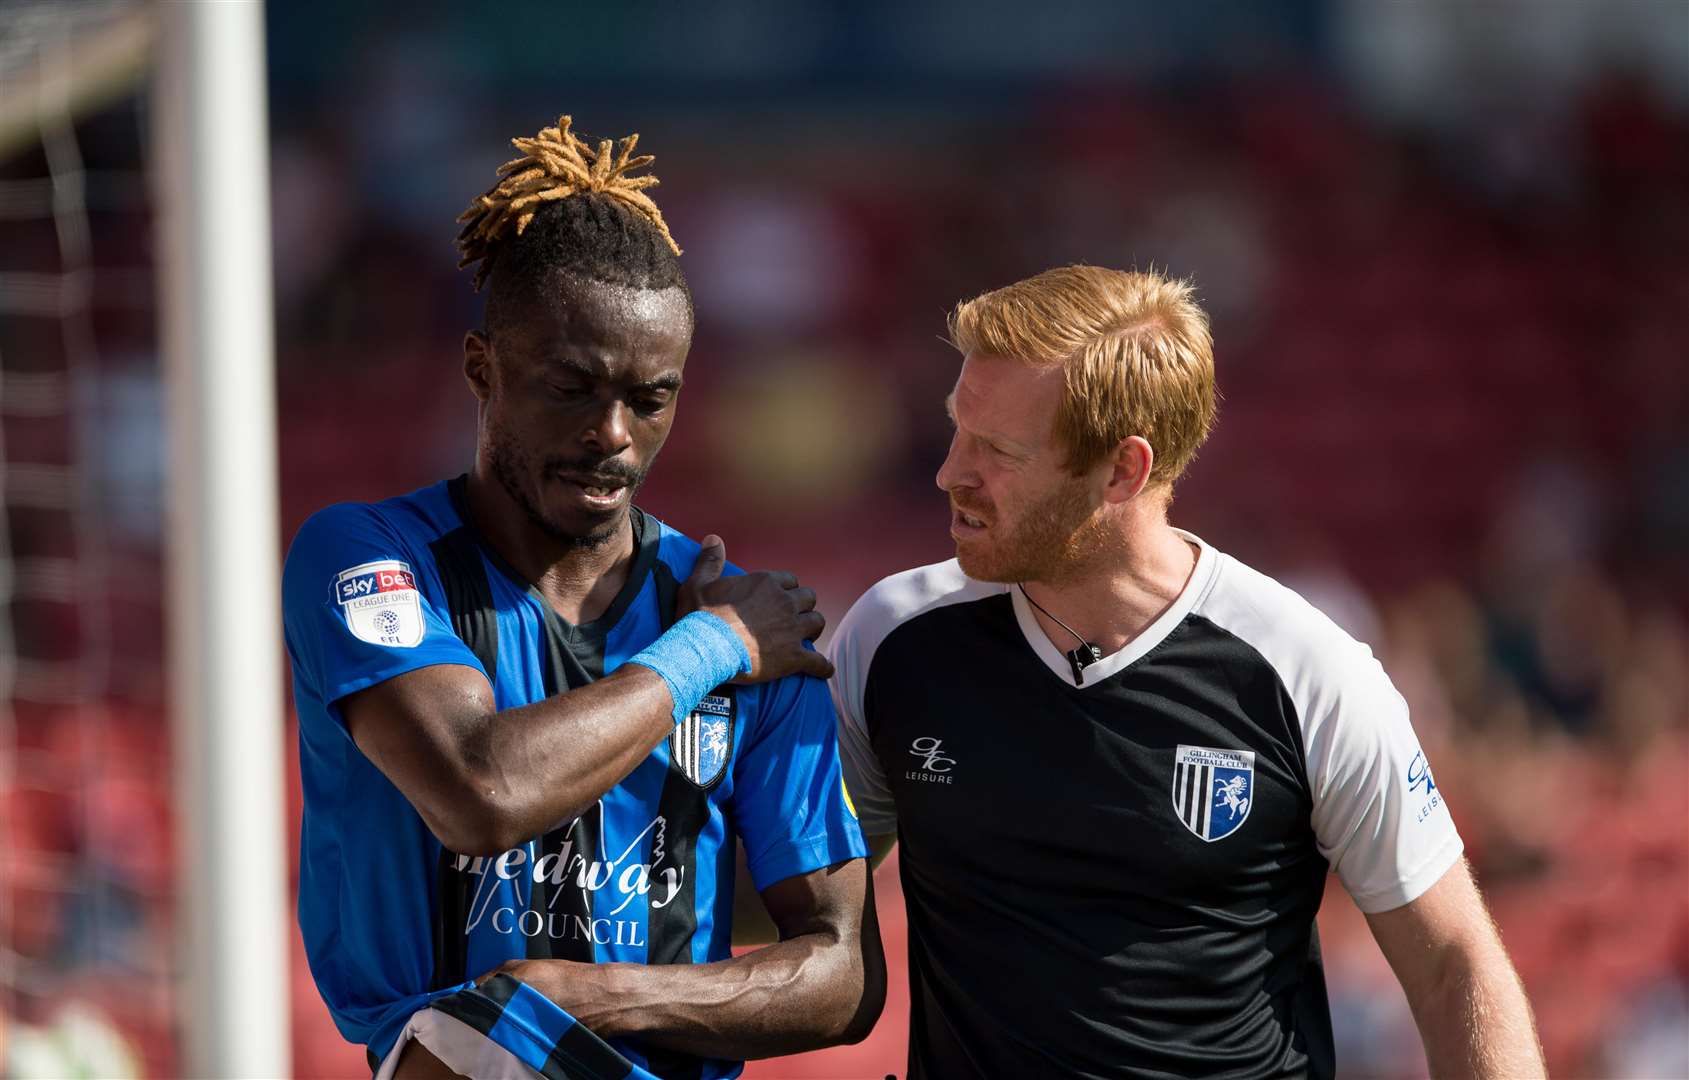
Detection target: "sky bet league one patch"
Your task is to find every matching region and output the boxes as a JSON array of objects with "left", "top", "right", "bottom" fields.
[{"left": 334, "top": 559, "right": 424, "bottom": 648}]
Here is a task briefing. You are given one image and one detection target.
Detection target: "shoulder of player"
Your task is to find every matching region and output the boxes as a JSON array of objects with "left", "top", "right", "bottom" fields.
[
  {"left": 288, "top": 498, "right": 378, "bottom": 540},
  {"left": 641, "top": 516, "right": 829, "bottom": 720},
  {"left": 287, "top": 482, "right": 454, "bottom": 554},
  {"left": 832, "top": 559, "right": 1002, "bottom": 662},
  {"left": 646, "top": 513, "right": 750, "bottom": 580},
  {"left": 282, "top": 487, "right": 456, "bottom": 600},
  {"left": 284, "top": 501, "right": 396, "bottom": 573},
  {"left": 1192, "top": 551, "right": 1401, "bottom": 723}
]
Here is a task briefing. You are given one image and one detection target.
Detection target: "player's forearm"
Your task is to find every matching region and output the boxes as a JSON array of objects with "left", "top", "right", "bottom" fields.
[
  {"left": 445, "top": 610, "right": 749, "bottom": 854},
  {"left": 1410, "top": 941, "right": 1544, "bottom": 1079},
  {"left": 461, "top": 665, "right": 679, "bottom": 852},
  {"left": 516, "top": 933, "right": 881, "bottom": 1059}
]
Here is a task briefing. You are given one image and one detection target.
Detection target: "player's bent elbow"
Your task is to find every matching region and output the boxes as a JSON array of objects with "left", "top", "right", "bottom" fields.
[
  {"left": 837, "top": 974, "right": 885, "bottom": 1045},
  {"left": 827, "top": 947, "right": 886, "bottom": 1046},
  {"left": 422, "top": 814, "right": 500, "bottom": 859},
  {"left": 419, "top": 787, "right": 526, "bottom": 858}
]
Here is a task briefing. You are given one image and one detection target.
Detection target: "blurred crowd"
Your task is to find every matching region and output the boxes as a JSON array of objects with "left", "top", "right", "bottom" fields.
[{"left": 3, "top": 26, "right": 1687, "bottom": 1080}]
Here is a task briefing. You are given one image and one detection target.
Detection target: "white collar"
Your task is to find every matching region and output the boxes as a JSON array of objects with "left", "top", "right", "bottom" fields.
[{"left": 1008, "top": 529, "right": 1220, "bottom": 689}]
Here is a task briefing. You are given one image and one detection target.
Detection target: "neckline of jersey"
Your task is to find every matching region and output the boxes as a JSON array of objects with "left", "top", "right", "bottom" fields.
[
  {"left": 443, "top": 473, "right": 661, "bottom": 637},
  {"left": 1007, "top": 528, "right": 1221, "bottom": 690}
]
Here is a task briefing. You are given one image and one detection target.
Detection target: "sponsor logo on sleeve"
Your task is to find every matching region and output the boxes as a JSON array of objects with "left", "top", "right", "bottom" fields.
[
  {"left": 332, "top": 559, "right": 424, "bottom": 647},
  {"left": 1173, "top": 745, "right": 1255, "bottom": 841},
  {"left": 1407, "top": 749, "right": 1444, "bottom": 822}
]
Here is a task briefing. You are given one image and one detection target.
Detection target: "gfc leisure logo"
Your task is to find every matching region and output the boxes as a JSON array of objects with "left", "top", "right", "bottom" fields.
[
  {"left": 1407, "top": 749, "right": 1444, "bottom": 823},
  {"left": 906, "top": 736, "right": 955, "bottom": 784}
]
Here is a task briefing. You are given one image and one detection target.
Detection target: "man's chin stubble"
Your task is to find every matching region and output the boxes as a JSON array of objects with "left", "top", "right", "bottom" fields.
[{"left": 526, "top": 505, "right": 626, "bottom": 551}]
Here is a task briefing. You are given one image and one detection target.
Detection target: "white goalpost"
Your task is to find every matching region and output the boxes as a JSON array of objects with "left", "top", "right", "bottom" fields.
[
  {"left": 153, "top": 2, "right": 291, "bottom": 1076},
  {"left": 0, "top": 0, "right": 290, "bottom": 1075}
]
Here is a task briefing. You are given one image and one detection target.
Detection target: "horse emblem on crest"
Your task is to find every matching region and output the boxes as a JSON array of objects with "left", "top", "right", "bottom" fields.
[{"left": 670, "top": 692, "right": 735, "bottom": 788}]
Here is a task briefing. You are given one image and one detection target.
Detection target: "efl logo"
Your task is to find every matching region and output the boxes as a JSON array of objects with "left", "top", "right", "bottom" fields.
[{"left": 333, "top": 559, "right": 424, "bottom": 648}]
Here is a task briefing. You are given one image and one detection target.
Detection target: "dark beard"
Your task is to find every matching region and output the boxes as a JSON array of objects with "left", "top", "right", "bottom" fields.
[
  {"left": 957, "top": 477, "right": 1109, "bottom": 585},
  {"left": 487, "top": 433, "right": 647, "bottom": 550}
]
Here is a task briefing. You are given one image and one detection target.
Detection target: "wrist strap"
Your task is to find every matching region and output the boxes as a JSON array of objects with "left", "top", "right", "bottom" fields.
[{"left": 626, "top": 611, "right": 751, "bottom": 725}]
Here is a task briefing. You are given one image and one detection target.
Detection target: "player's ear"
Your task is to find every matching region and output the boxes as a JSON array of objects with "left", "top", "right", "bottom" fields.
[
  {"left": 1101, "top": 435, "right": 1154, "bottom": 505},
  {"left": 464, "top": 330, "right": 494, "bottom": 402}
]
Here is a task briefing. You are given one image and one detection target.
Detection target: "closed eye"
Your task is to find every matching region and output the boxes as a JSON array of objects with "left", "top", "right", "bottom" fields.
[
  {"left": 548, "top": 381, "right": 592, "bottom": 401},
  {"left": 631, "top": 392, "right": 673, "bottom": 416}
]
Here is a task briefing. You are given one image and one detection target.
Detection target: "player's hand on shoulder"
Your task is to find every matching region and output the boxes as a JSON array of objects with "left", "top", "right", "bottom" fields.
[{"left": 678, "top": 535, "right": 834, "bottom": 683}]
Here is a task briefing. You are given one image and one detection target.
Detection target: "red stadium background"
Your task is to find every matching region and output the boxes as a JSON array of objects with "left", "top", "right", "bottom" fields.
[{"left": 2, "top": 3, "right": 1685, "bottom": 1077}]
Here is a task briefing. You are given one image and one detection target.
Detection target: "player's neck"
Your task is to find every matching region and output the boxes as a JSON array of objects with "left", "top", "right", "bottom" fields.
[
  {"left": 462, "top": 468, "right": 637, "bottom": 625},
  {"left": 1020, "top": 518, "right": 1197, "bottom": 657}
]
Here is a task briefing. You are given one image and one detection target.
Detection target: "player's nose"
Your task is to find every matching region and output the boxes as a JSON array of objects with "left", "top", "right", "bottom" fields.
[
  {"left": 935, "top": 430, "right": 975, "bottom": 492},
  {"left": 581, "top": 399, "right": 633, "bottom": 456}
]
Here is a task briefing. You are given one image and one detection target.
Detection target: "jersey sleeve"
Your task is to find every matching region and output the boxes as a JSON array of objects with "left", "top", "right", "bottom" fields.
[
  {"left": 1305, "top": 650, "right": 1464, "bottom": 914},
  {"left": 827, "top": 592, "right": 898, "bottom": 839},
  {"left": 729, "top": 672, "right": 869, "bottom": 892},
  {"left": 283, "top": 502, "right": 486, "bottom": 711}
]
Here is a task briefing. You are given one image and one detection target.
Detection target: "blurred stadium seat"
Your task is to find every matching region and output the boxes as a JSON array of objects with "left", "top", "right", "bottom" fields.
[{"left": 3, "top": 3, "right": 1685, "bottom": 1076}]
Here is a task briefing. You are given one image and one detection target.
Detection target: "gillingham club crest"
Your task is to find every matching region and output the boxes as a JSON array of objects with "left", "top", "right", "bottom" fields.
[
  {"left": 1173, "top": 744, "right": 1255, "bottom": 842},
  {"left": 670, "top": 692, "right": 734, "bottom": 789}
]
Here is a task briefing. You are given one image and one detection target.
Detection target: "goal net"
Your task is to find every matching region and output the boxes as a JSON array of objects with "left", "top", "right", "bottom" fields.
[{"left": 2, "top": 3, "right": 288, "bottom": 1076}]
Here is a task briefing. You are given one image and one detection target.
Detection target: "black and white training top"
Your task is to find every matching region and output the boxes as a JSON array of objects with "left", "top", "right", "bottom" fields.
[{"left": 830, "top": 532, "right": 1462, "bottom": 1080}]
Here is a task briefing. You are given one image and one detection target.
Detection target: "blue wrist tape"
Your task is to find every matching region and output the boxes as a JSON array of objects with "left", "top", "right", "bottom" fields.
[{"left": 626, "top": 610, "right": 752, "bottom": 725}]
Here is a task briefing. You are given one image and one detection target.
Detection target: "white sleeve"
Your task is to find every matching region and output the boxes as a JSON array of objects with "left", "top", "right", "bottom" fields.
[
  {"left": 1305, "top": 650, "right": 1464, "bottom": 913},
  {"left": 827, "top": 593, "right": 898, "bottom": 839}
]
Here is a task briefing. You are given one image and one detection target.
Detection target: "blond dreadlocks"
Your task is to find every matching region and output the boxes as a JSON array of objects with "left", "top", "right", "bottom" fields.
[{"left": 455, "top": 115, "right": 684, "bottom": 294}]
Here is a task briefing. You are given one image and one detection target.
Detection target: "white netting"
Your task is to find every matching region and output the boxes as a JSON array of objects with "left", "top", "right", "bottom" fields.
[{"left": 1, "top": 2, "right": 163, "bottom": 1075}]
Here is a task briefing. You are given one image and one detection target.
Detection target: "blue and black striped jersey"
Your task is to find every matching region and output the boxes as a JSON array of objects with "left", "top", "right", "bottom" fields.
[{"left": 283, "top": 476, "right": 867, "bottom": 1077}]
